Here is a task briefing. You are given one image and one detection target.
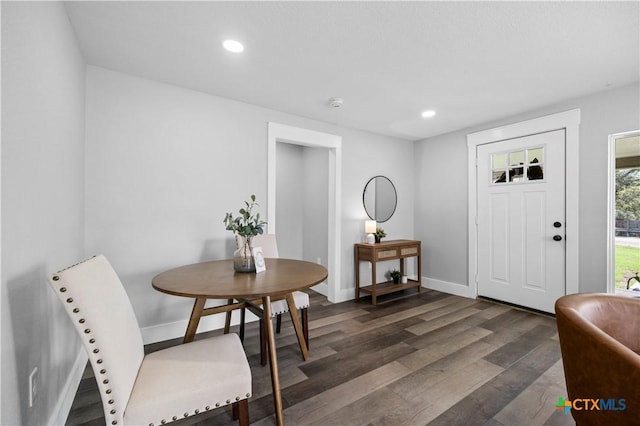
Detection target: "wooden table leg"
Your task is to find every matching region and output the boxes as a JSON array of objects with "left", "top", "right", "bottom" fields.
[
  {"left": 372, "top": 260, "right": 378, "bottom": 305},
  {"left": 286, "top": 293, "right": 310, "bottom": 361},
  {"left": 355, "top": 249, "right": 360, "bottom": 301},
  {"left": 262, "top": 296, "right": 284, "bottom": 426},
  {"left": 184, "top": 298, "right": 206, "bottom": 344}
]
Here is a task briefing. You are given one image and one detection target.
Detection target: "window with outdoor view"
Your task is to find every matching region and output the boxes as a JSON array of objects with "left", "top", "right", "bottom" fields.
[{"left": 614, "top": 134, "right": 640, "bottom": 292}]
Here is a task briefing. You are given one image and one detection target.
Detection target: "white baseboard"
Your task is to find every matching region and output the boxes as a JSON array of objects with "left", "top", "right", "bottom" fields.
[
  {"left": 332, "top": 286, "right": 355, "bottom": 303},
  {"left": 140, "top": 311, "right": 260, "bottom": 344},
  {"left": 327, "top": 276, "right": 475, "bottom": 304},
  {"left": 313, "top": 281, "right": 353, "bottom": 303},
  {"left": 311, "top": 282, "right": 328, "bottom": 297},
  {"left": 49, "top": 349, "right": 88, "bottom": 426},
  {"left": 331, "top": 276, "right": 474, "bottom": 304},
  {"left": 423, "top": 276, "right": 476, "bottom": 299}
]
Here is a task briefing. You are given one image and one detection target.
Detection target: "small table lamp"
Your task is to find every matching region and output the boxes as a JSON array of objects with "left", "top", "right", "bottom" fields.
[{"left": 365, "top": 220, "right": 377, "bottom": 244}]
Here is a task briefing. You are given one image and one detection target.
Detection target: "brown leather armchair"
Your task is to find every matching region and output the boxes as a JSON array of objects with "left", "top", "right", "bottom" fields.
[{"left": 555, "top": 293, "right": 640, "bottom": 425}]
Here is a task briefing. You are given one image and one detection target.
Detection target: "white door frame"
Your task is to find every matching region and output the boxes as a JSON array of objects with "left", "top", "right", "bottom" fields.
[
  {"left": 467, "top": 109, "right": 581, "bottom": 299},
  {"left": 607, "top": 130, "right": 640, "bottom": 293},
  {"left": 267, "top": 122, "right": 342, "bottom": 303}
]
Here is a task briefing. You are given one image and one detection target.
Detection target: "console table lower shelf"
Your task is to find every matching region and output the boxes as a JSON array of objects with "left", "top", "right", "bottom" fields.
[
  {"left": 354, "top": 239, "right": 422, "bottom": 305},
  {"left": 358, "top": 280, "right": 421, "bottom": 298}
]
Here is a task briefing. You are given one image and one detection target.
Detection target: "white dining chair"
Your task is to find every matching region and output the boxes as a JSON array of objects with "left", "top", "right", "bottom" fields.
[
  {"left": 48, "top": 255, "right": 252, "bottom": 426},
  {"left": 234, "top": 234, "right": 310, "bottom": 365}
]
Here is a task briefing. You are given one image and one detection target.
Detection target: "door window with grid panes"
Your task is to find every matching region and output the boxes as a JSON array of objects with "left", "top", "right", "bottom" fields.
[{"left": 491, "top": 147, "right": 544, "bottom": 184}]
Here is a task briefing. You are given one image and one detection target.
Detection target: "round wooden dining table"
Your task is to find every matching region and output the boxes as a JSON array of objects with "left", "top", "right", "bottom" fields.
[{"left": 152, "top": 258, "right": 328, "bottom": 426}]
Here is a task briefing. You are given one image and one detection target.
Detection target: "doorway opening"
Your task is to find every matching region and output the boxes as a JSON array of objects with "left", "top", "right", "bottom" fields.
[
  {"left": 607, "top": 130, "right": 640, "bottom": 295},
  {"left": 267, "top": 122, "right": 342, "bottom": 302}
]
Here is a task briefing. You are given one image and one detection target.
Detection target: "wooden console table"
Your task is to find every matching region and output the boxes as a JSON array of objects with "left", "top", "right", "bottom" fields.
[{"left": 354, "top": 239, "right": 422, "bottom": 305}]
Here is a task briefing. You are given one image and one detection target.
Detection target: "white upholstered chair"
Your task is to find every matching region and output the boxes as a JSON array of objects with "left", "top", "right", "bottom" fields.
[
  {"left": 48, "top": 255, "right": 252, "bottom": 426},
  {"left": 234, "top": 234, "right": 311, "bottom": 365}
]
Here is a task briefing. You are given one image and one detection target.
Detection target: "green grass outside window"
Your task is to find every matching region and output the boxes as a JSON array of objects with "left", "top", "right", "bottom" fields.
[{"left": 615, "top": 245, "right": 640, "bottom": 289}]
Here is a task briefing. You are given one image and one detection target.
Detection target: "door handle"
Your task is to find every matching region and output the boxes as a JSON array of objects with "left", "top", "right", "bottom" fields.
[
  {"left": 553, "top": 221, "right": 562, "bottom": 228},
  {"left": 553, "top": 235, "right": 563, "bottom": 241}
]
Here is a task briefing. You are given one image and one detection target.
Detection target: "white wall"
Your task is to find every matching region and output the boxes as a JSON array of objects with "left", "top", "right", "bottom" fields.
[
  {"left": 275, "top": 143, "right": 330, "bottom": 268},
  {"left": 1, "top": 2, "right": 86, "bottom": 424},
  {"left": 276, "top": 143, "right": 304, "bottom": 258},
  {"left": 414, "top": 83, "right": 640, "bottom": 294},
  {"left": 85, "top": 66, "right": 414, "bottom": 339},
  {"left": 303, "top": 147, "right": 329, "bottom": 267}
]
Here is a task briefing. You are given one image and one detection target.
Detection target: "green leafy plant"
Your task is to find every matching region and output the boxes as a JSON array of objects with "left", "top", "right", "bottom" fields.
[
  {"left": 388, "top": 269, "right": 402, "bottom": 283},
  {"left": 223, "top": 194, "right": 267, "bottom": 241},
  {"left": 374, "top": 227, "right": 386, "bottom": 242}
]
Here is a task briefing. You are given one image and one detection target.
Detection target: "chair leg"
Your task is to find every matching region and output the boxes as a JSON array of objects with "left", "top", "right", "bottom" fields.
[
  {"left": 276, "top": 313, "right": 282, "bottom": 333},
  {"left": 239, "top": 307, "right": 246, "bottom": 342},
  {"left": 232, "top": 399, "right": 250, "bottom": 426},
  {"left": 301, "top": 307, "right": 309, "bottom": 349},
  {"left": 260, "top": 317, "right": 267, "bottom": 366},
  {"left": 224, "top": 298, "right": 233, "bottom": 334}
]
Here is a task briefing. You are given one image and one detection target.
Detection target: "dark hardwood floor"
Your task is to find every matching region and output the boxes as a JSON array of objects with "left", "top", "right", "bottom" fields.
[{"left": 66, "top": 290, "right": 574, "bottom": 425}]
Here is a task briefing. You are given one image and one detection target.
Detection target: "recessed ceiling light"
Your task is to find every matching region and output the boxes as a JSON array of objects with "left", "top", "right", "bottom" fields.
[
  {"left": 421, "top": 110, "right": 436, "bottom": 118},
  {"left": 222, "top": 39, "right": 244, "bottom": 53},
  {"left": 328, "top": 97, "right": 344, "bottom": 108}
]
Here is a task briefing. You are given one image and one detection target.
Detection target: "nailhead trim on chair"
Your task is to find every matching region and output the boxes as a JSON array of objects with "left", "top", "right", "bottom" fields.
[
  {"left": 149, "top": 392, "right": 251, "bottom": 426},
  {"left": 143, "top": 392, "right": 252, "bottom": 426},
  {"left": 55, "top": 269, "right": 120, "bottom": 426},
  {"left": 147, "top": 394, "right": 253, "bottom": 426}
]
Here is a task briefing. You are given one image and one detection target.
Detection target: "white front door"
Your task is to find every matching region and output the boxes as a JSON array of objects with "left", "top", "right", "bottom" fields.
[{"left": 476, "top": 129, "right": 566, "bottom": 313}]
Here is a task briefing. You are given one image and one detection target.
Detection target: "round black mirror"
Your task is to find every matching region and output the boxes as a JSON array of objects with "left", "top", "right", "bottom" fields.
[{"left": 363, "top": 176, "right": 397, "bottom": 223}]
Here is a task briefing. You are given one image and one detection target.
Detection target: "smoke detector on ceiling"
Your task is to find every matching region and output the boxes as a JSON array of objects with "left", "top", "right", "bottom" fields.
[{"left": 328, "top": 97, "right": 344, "bottom": 108}]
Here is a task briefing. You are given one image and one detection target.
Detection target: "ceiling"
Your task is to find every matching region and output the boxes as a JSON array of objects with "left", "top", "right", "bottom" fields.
[{"left": 64, "top": 1, "right": 639, "bottom": 141}]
